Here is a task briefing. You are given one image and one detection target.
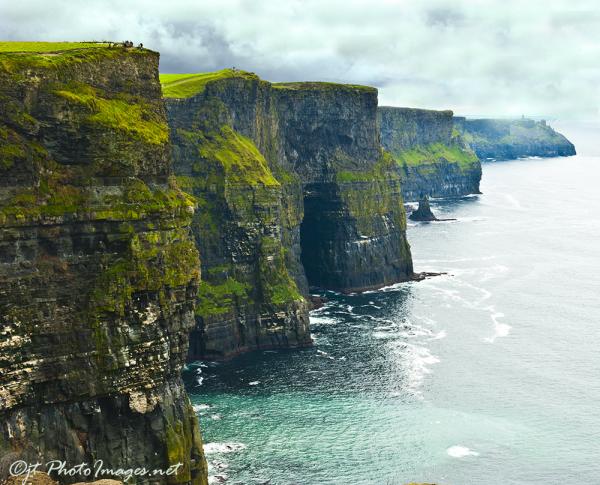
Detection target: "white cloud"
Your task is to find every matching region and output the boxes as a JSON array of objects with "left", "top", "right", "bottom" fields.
[{"left": 1, "top": 0, "right": 599, "bottom": 119}]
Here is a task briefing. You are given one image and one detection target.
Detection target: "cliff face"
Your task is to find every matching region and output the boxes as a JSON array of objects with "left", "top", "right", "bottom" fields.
[
  {"left": 274, "top": 84, "right": 412, "bottom": 291},
  {"left": 454, "top": 117, "right": 576, "bottom": 160},
  {"left": 164, "top": 72, "right": 311, "bottom": 360},
  {"left": 378, "top": 107, "right": 481, "bottom": 201},
  {"left": 162, "top": 72, "right": 413, "bottom": 359},
  {"left": 0, "top": 45, "right": 207, "bottom": 484}
]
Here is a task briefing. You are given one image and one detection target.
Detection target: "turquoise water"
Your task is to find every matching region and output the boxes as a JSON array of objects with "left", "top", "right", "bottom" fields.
[{"left": 185, "top": 124, "right": 600, "bottom": 484}]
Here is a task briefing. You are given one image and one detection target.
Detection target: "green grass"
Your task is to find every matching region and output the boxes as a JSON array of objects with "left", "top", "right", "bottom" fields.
[
  {"left": 196, "top": 277, "right": 250, "bottom": 316},
  {"left": 160, "top": 69, "right": 259, "bottom": 98},
  {"left": 184, "top": 125, "right": 279, "bottom": 187},
  {"left": 54, "top": 83, "right": 168, "bottom": 145},
  {"left": 0, "top": 44, "right": 145, "bottom": 72},
  {"left": 393, "top": 142, "right": 479, "bottom": 170},
  {"left": 0, "top": 41, "right": 109, "bottom": 53}
]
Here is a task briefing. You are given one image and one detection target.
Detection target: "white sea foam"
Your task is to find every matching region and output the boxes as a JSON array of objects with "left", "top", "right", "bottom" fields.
[
  {"left": 398, "top": 343, "right": 441, "bottom": 396},
  {"left": 193, "top": 403, "right": 211, "bottom": 412},
  {"left": 309, "top": 315, "right": 339, "bottom": 325},
  {"left": 316, "top": 349, "right": 335, "bottom": 360},
  {"left": 429, "top": 329, "right": 447, "bottom": 340},
  {"left": 446, "top": 445, "right": 479, "bottom": 458},
  {"left": 372, "top": 331, "right": 398, "bottom": 340},
  {"left": 208, "top": 474, "right": 228, "bottom": 485},
  {"left": 505, "top": 194, "right": 524, "bottom": 210},
  {"left": 204, "top": 442, "right": 247, "bottom": 454},
  {"left": 484, "top": 311, "right": 512, "bottom": 343}
]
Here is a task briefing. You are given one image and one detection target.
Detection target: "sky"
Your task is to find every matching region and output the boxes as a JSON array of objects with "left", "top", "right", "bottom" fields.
[{"left": 1, "top": 0, "right": 599, "bottom": 119}]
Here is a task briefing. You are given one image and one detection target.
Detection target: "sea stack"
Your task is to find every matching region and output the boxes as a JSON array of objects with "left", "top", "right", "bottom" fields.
[{"left": 409, "top": 196, "right": 438, "bottom": 221}]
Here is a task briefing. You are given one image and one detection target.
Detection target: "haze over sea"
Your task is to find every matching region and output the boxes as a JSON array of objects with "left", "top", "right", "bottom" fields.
[{"left": 185, "top": 121, "right": 600, "bottom": 485}]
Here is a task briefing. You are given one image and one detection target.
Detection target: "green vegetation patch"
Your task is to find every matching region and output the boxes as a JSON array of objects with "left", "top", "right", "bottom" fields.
[
  {"left": 0, "top": 45, "right": 138, "bottom": 72},
  {"left": 337, "top": 151, "right": 407, "bottom": 236},
  {"left": 0, "top": 125, "right": 27, "bottom": 169},
  {"left": 187, "top": 125, "right": 279, "bottom": 187},
  {"left": 196, "top": 277, "right": 250, "bottom": 317},
  {"left": 54, "top": 82, "right": 168, "bottom": 145},
  {"left": 160, "top": 69, "right": 259, "bottom": 98},
  {"left": 0, "top": 41, "right": 110, "bottom": 53},
  {"left": 392, "top": 142, "right": 479, "bottom": 170},
  {"left": 258, "top": 236, "right": 303, "bottom": 306},
  {"left": 90, "top": 228, "right": 199, "bottom": 319},
  {"left": 0, "top": 172, "right": 195, "bottom": 225}
]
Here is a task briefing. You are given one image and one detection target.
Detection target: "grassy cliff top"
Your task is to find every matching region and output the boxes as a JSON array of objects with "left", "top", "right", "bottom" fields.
[
  {"left": 160, "top": 69, "right": 260, "bottom": 98},
  {"left": 0, "top": 41, "right": 111, "bottom": 53},
  {"left": 273, "top": 81, "right": 376, "bottom": 93},
  {"left": 0, "top": 42, "right": 154, "bottom": 71}
]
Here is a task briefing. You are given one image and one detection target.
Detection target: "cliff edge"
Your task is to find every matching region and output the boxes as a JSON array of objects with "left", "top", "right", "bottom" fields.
[{"left": 454, "top": 117, "right": 576, "bottom": 160}]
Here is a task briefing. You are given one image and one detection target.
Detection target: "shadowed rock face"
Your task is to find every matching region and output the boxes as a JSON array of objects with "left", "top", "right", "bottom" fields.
[
  {"left": 378, "top": 107, "right": 482, "bottom": 201},
  {"left": 454, "top": 117, "right": 576, "bottom": 160},
  {"left": 0, "top": 47, "right": 207, "bottom": 484},
  {"left": 275, "top": 85, "right": 413, "bottom": 292},
  {"left": 164, "top": 74, "right": 413, "bottom": 359}
]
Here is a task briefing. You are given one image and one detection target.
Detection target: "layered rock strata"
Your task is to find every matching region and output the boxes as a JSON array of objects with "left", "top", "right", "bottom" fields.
[
  {"left": 162, "top": 71, "right": 413, "bottom": 359},
  {"left": 378, "top": 107, "right": 482, "bottom": 201},
  {"left": 0, "top": 44, "right": 207, "bottom": 484}
]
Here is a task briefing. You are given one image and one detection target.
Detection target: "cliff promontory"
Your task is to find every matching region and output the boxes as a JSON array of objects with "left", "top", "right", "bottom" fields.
[
  {"left": 162, "top": 71, "right": 413, "bottom": 359},
  {"left": 0, "top": 43, "right": 207, "bottom": 484},
  {"left": 378, "top": 107, "right": 481, "bottom": 201},
  {"left": 454, "top": 117, "right": 576, "bottom": 160}
]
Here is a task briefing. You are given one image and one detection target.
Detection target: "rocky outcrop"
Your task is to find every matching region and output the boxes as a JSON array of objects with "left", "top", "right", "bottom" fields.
[
  {"left": 162, "top": 71, "right": 413, "bottom": 359},
  {"left": 378, "top": 107, "right": 482, "bottom": 201},
  {"left": 0, "top": 45, "right": 207, "bottom": 484},
  {"left": 409, "top": 197, "right": 437, "bottom": 221},
  {"left": 454, "top": 117, "right": 576, "bottom": 160}
]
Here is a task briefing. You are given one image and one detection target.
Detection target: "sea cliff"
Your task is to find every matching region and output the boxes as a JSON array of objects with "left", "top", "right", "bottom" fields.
[
  {"left": 0, "top": 43, "right": 207, "bottom": 484},
  {"left": 378, "top": 107, "right": 481, "bottom": 201},
  {"left": 454, "top": 117, "right": 576, "bottom": 160},
  {"left": 162, "top": 71, "right": 413, "bottom": 360}
]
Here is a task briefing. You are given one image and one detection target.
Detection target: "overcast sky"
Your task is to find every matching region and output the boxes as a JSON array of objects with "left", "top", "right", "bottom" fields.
[{"left": 1, "top": 0, "right": 599, "bottom": 119}]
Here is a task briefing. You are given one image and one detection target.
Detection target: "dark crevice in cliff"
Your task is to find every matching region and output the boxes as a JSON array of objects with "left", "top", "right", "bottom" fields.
[{"left": 299, "top": 185, "right": 338, "bottom": 288}]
